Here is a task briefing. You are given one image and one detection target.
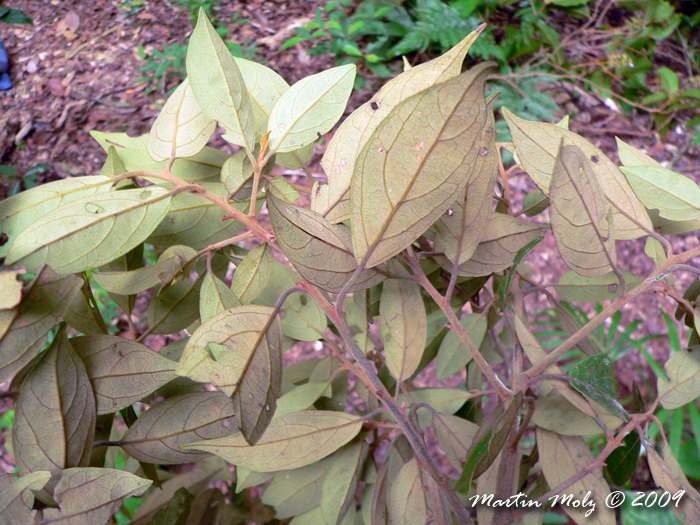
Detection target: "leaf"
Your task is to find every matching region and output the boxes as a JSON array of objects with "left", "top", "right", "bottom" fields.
[
  {"left": 351, "top": 62, "right": 495, "bottom": 268},
  {"left": 658, "top": 345, "right": 700, "bottom": 409},
  {"left": 230, "top": 244, "right": 273, "bottom": 304},
  {"left": 119, "top": 391, "right": 235, "bottom": 465},
  {"left": 267, "top": 192, "right": 385, "bottom": 293},
  {"left": 615, "top": 137, "right": 662, "bottom": 168},
  {"left": 221, "top": 150, "right": 254, "bottom": 200},
  {"left": 176, "top": 304, "right": 283, "bottom": 443},
  {"left": 146, "top": 183, "right": 247, "bottom": 250},
  {"left": 0, "top": 471, "right": 51, "bottom": 524},
  {"left": 0, "top": 267, "right": 82, "bottom": 383},
  {"left": 0, "top": 175, "right": 114, "bottom": 258},
  {"left": 440, "top": 213, "right": 548, "bottom": 278},
  {"left": 313, "top": 26, "right": 485, "bottom": 223},
  {"left": 266, "top": 177, "right": 300, "bottom": 203},
  {"left": 235, "top": 467, "right": 274, "bottom": 493},
  {"left": 647, "top": 444, "right": 700, "bottom": 524},
  {"left": 502, "top": 107, "right": 651, "bottom": 239},
  {"left": 436, "top": 313, "right": 487, "bottom": 379},
  {"left": 186, "top": 8, "right": 255, "bottom": 151},
  {"left": 6, "top": 187, "right": 172, "bottom": 274},
  {"left": 99, "top": 146, "right": 127, "bottom": 176},
  {"left": 255, "top": 261, "right": 327, "bottom": 342},
  {"left": 69, "top": 335, "right": 178, "bottom": 414},
  {"left": 0, "top": 269, "right": 22, "bottom": 310},
  {"left": 536, "top": 428, "right": 616, "bottom": 525},
  {"left": 91, "top": 132, "right": 227, "bottom": 182},
  {"left": 550, "top": 143, "right": 615, "bottom": 277},
  {"left": 275, "top": 382, "right": 332, "bottom": 417},
  {"left": 268, "top": 64, "right": 355, "bottom": 153},
  {"left": 531, "top": 391, "right": 623, "bottom": 436},
  {"left": 147, "top": 77, "right": 216, "bottom": 162},
  {"left": 321, "top": 441, "right": 369, "bottom": 525},
  {"left": 387, "top": 460, "right": 427, "bottom": 525},
  {"left": 569, "top": 353, "right": 629, "bottom": 422},
  {"left": 522, "top": 188, "right": 549, "bottom": 216},
  {"left": 147, "top": 487, "right": 193, "bottom": 525},
  {"left": 39, "top": 468, "right": 152, "bottom": 525},
  {"left": 620, "top": 165, "right": 700, "bottom": 221},
  {"left": 146, "top": 273, "right": 203, "bottom": 335},
  {"left": 183, "top": 411, "right": 364, "bottom": 472},
  {"left": 604, "top": 431, "right": 640, "bottom": 486},
  {"left": 199, "top": 270, "right": 241, "bottom": 323},
  {"left": 262, "top": 456, "right": 333, "bottom": 519},
  {"left": 433, "top": 413, "right": 479, "bottom": 470},
  {"left": 498, "top": 235, "right": 544, "bottom": 301},
  {"left": 555, "top": 270, "right": 642, "bottom": 303},
  {"left": 13, "top": 326, "right": 95, "bottom": 487},
  {"left": 379, "top": 279, "right": 427, "bottom": 383}
]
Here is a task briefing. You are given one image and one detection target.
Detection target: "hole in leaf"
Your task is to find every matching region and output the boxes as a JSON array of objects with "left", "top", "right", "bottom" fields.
[
  {"left": 591, "top": 155, "right": 600, "bottom": 163},
  {"left": 0, "top": 233, "right": 7, "bottom": 246},
  {"left": 370, "top": 101, "right": 379, "bottom": 110}
]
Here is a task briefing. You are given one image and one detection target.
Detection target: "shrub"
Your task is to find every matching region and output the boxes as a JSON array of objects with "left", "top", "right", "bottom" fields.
[{"left": 1, "top": 8, "right": 700, "bottom": 525}]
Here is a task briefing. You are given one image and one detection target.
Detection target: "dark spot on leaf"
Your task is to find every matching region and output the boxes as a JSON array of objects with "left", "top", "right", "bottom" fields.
[
  {"left": 370, "top": 101, "right": 379, "bottom": 110},
  {"left": 591, "top": 156, "right": 599, "bottom": 163},
  {"left": 608, "top": 283, "right": 618, "bottom": 293},
  {"left": 0, "top": 233, "right": 7, "bottom": 246},
  {"left": 300, "top": 295, "right": 308, "bottom": 306}
]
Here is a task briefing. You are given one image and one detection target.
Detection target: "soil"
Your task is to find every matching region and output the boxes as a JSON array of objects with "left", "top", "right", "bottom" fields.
[{"left": 2, "top": 0, "right": 700, "bottom": 508}]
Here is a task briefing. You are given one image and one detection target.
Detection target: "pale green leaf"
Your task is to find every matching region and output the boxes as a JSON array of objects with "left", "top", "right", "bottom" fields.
[
  {"left": 6, "top": 187, "right": 172, "bottom": 274},
  {"left": 266, "top": 177, "right": 300, "bottom": 203},
  {"left": 0, "top": 175, "right": 113, "bottom": 258},
  {"left": 268, "top": 192, "right": 385, "bottom": 293},
  {"left": 658, "top": 346, "right": 700, "bottom": 409},
  {"left": 550, "top": 144, "right": 615, "bottom": 277},
  {"left": 436, "top": 313, "right": 487, "bottom": 379},
  {"left": 379, "top": 279, "right": 427, "bottom": 383},
  {"left": 537, "top": 428, "right": 615, "bottom": 525},
  {"left": 13, "top": 326, "right": 95, "bottom": 489},
  {"left": 186, "top": 9, "right": 255, "bottom": 150},
  {"left": 502, "top": 107, "right": 651, "bottom": 239},
  {"left": 0, "top": 268, "right": 82, "bottom": 383},
  {"left": 433, "top": 413, "right": 478, "bottom": 470},
  {"left": 39, "top": 468, "right": 151, "bottom": 525},
  {"left": 532, "top": 391, "right": 623, "bottom": 436},
  {"left": 555, "top": 270, "right": 642, "bottom": 302},
  {"left": 0, "top": 471, "right": 51, "bottom": 524},
  {"left": 147, "top": 77, "right": 216, "bottom": 162},
  {"left": 522, "top": 188, "right": 549, "bottom": 217},
  {"left": 230, "top": 244, "right": 273, "bottom": 304},
  {"left": 221, "top": 150, "right": 254, "bottom": 201},
  {"left": 235, "top": 467, "right": 274, "bottom": 493},
  {"left": 276, "top": 143, "right": 314, "bottom": 170},
  {"left": 313, "top": 26, "right": 484, "bottom": 223},
  {"left": 120, "top": 391, "right": 235, "bottom": 465},
  {"left": 99, "top": 146, "right": 127, "bottom": 176},
  {"left": 182, "top": 411, "right": 364, "bottom": 472},
  {"left": 146, "top": 273, "right": 203, "bottom": 335},
  {"left": 321, "top": 441, "right": 368, "bottom": 525},
  {"left": 200, "top": 270, "right": 241, "bottom": 323},
  {"left": 615, "top": 137, "right": 662, "bottom": 168},
  {"left": 69, "top": 335, "right": 178, "bottom": 414},
  {"left": 276, "top": 382, "right": 332, "bottom": 417},
  {"left": 621, "top": 165, "right": 700, "bottom": 221},
  {"left": 351, "top": 63, "right": 494, "bottom": 267},
  {"left": 268, "top": 64, "right": 355, "bottom": 154},
  {"left": 387, "top": 460, "right": 427, "bottom": 525},
  {"left": 647, "top": 445, "right": 700, "bottom": 524},
  {"left": 0, "top": 269, "right": 22, "bottom": 310},
  {"left": 262, "top": 457, "right": 333, "bottom": 519},
  {"left": 234, "top": 56, "right": 289, "bottom": 136}
]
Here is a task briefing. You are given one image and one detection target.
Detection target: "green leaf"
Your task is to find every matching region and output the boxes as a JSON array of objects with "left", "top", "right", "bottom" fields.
[
  {"left": 439, "top": 213, "right": 548, "bottom": 278},
  {"left": 502, "top": 107, "right": 651, "bottom": 239},
  {"left": 569, "top": 353, "right": 629, "bottom": 422},
  {"left": 351, "top": 62, "right": 495, "bottom": 268},
  {"left": 6, "top": 187, "right": 172, "bottom": 274},
  {"left": 267, "top": 192, "right": 385, "bottom": 293},
  {"left": 69, "top": 335, "right": 178, "bottom": 414},
  {"left": 615, "top": 137, "right": 662, "bottom": 168},
  {"left": 146, "top": 272, "right": 203, "bottom": 335},
  {"left": 39, "top": 468, "right": 152, "bottom": 525},
  {"left": 268, "top": 64, "right": 355, "bottom": 153},
  {"left": 186, "top": 8, "right": 255, "bottom": 151},
  {"left": 233, "top": 57, "right": 289, "bottom": 137},
  {"left": 313, "top": 26, "right": 485, "bottom": 223},
  {"left": 275, "top": 381, "right": 332, "bottom": 417},
  {"left": 0, "top": 7, "right": 33, "bottom": 24},
  {"left": 433, "top": 413, "right": 478, "bottom": 470},
  {"left": 199, "top": 269, "right": 241, "bottom": 323},
  {"left": 387, "top": 460, "right": 427, "bottom": 525},
  {"left": 321, "top": 441, "right": 368, "bottom": 525},
  {"left": 436, "top": 313, "right": 487, "bottom": 379},
  {"left": 120, "top": 391, "right": 235, "bottom": 465},
  {"left": 0, "top": 267, "right": 82, "bottom": 383},
  {"left": 658, "top": 67, "right": 680, "bottom": 95},
  {"left": 379, "top": 279, "right": 427, "bottom": 383},
  {"left": 555, "top": 270, "right": 642, "bottom": 302},
  {"left": 147, "top": 487, "right": 193, "bottom": 525},
  {"left": 183, "top": 411, "right": 364, "bottom": 471},
  {"left": 99, "top": 146, "right": 128, "bottom": 176},
  {"left": 147, "top": 78, "right": 216, "bottom": 162},
  {"left": 497, "top": 235, "right": 544, "bottom": 301},
  {"left": 522, "top": 189, "right": 549, "bottom": 216},
  {"left": 620, "top": 165, "right": 700, "bottom": 221},
  {"left": 0, "top": 471, "right": 50, "bottom": 524},
  {"left": 0, "top": 175, "right": 114, "bottom": 258},
  {"left": 550, "top": 144, "right": 616, "bottom": 277},
  {"left": 658, "top": 346, "right": 700, "bottom": 409},
  {"left": 605, "top": 431, "right": 641, "bottom": 486},
  {"left": 221, "top": 150, "right": 254, "bottom": 201},
  {"left": 176, "top": 304, "right": 283, "bottom": 443},
  {"left": 537, "top": 428, "right": 616, "bottom": 525},
  {"left": 13, "top": 326, "right": 95, "bottom": 491},
  {"left": 262, "top": 457, "right": 333, "bottom": 519},
  {"left": 230, "top": 244, "right": 273, "bottom": 304},
  {"left": 531, "top": 391, "right": 623, "bottom": 436}
]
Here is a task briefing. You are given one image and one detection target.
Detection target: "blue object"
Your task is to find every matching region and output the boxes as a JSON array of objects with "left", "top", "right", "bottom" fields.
[{"left": 0, "top": 39, "right": 11, "bottom": 90}]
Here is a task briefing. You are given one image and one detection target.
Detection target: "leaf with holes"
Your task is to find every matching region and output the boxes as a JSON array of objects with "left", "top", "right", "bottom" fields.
[{"left": 351, "top": 63, "right": 495, "bottom": 268}]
